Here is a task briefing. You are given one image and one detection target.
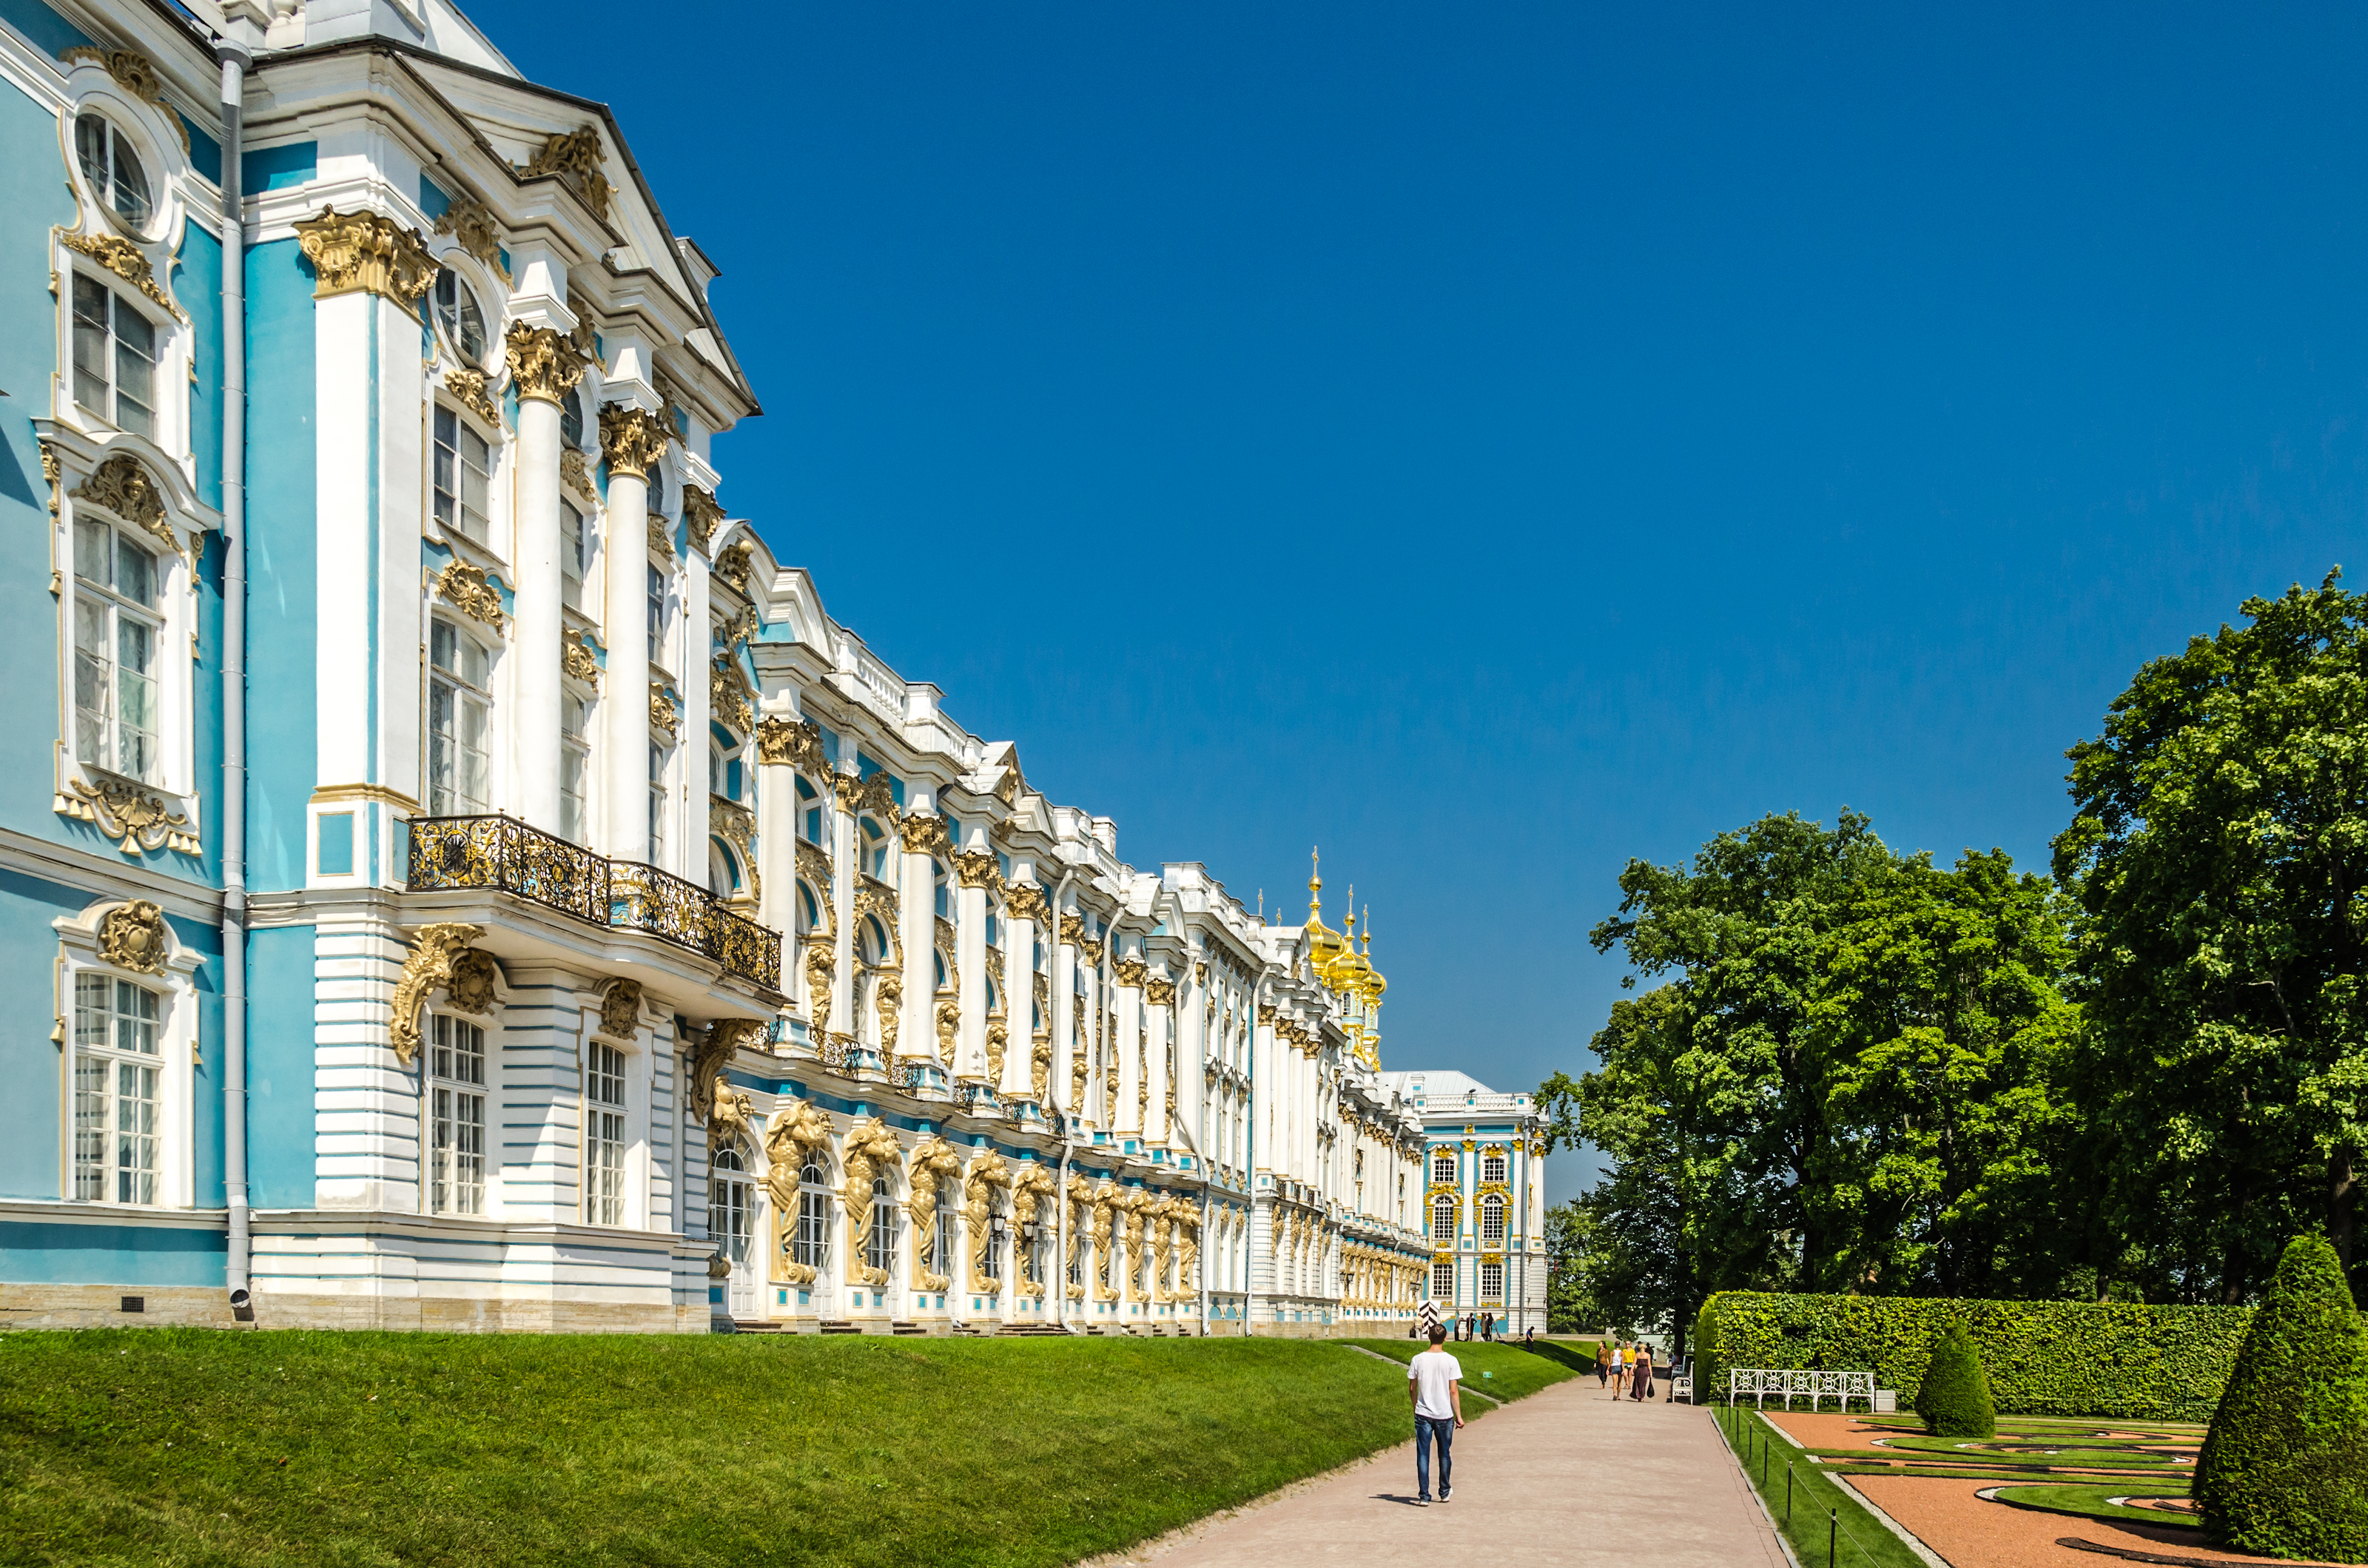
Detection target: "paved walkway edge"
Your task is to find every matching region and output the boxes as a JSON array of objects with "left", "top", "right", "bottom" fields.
[
  {"left": 1069, "top": 1433, "right": 1409, "bottom": 1567},
  {"left": 1715, "top": 1408, "right": 1806, "bottom": 1568}
]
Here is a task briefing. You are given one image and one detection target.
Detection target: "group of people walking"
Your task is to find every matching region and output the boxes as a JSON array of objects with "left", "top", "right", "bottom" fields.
[{"left": 1595, "top": 1339, "right": 1657, "bottom": 1401}]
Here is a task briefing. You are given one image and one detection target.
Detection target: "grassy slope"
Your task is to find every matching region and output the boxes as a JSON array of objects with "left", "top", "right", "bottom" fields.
[
  {"left": 1342, "top": 1338, "right": 1592, "bottom": 1405},
  {"left": 0, "top": 1330, "right": 1435, "bottom": 1568}
]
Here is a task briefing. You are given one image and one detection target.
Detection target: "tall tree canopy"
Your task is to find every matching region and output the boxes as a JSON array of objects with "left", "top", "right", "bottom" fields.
[
  {"left": 2054, "top": 570, "right": 2368, "bottom": 1304},
  {"left": 1571, "top": 812, "right": 2076, "bottom": 1342}
]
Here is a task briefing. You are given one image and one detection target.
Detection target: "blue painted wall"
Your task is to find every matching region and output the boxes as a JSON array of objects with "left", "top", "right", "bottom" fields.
[
  {"left": 179, "top": 223, "right": 224, "bottom": 511},
  {"left": 0, "top": 871, "right": 94, "bottom": 1200},
  {"left": 0, "top": 0, "right": 91, "bottom": 55},
  {"left": 0, "top": 1219, "right": 225, "bottom": 1286},
  {"left": 244, "top": 923, "right": 314, "bottom": 1209},
  {"left": 243, "top": 237, "right": 315, "bottom": 893}
]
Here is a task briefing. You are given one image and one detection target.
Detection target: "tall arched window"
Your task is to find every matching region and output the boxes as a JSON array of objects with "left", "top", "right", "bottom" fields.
[
  {"left": 934, "top": 1178, "right": 956, "bottom": 1281},
  {"left": 1481, "top": 1193, "right": 1505, "bottom": 1245},
  {"left": 867, "top": 1172, "right": 898, "bottom": 1277},
  {"left": 1430, "top": 1150, "right": 1456, "bottom": 1186},
  {"left": 1431, "top": 1196, "right": 1456, "bottom": 1243},
  {"left": 796, "top": 774, "right": 823, "bottom": 843},
  {"left": 793, "top": 1151, "right": 831, "bottom": 1270},
  {"left": 1432, "top": 1260, "right": 1454, "bottom": 1299},
  {"left": 710, "top": 1140, "right": 753, "bottom": 1274}
]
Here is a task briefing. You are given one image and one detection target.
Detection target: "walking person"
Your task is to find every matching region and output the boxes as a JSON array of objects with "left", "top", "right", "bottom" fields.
[
  {"left": 1593, "top": 1343, "right": 1609, "bottom": 1387},
  {"left": 1630, "top": 1343, "right": 1654, "bottom": 1402},
  {"left": 1407, "top": 1323, "right": 1465, "bottom": 1507}
]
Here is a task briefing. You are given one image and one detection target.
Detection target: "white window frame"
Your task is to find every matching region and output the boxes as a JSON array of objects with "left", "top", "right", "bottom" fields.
[
  {"left": 1431, "top": 1196, "right": 1456, "bottom": 1243},
  {"left": 423, "top": 1012, "right": 490, "bottom": 1217},
  {"left": 561, "top": 690, "right": 593, "bottom": 847},
  {"left": 1431, "top": 1151, "right": 1456, "bottom": 1185},
  {"left": 1481, "top": 1152, "right": 1507, "bottom": 1185},
  {"left": 1479, "top": 1261, "right": 1504, "bottom": 1302},
  {"left": 1432, "top": 1259, "right": 1454, "bottom": 1300},
  {"left": 431, "top": 403, "right": 497, "bottom": 545},
  {"left": 53, "top": 900, "right": 201, "bottom": 1211},
  {"left": 1481, "top": 1193, "right": 1506, "bottom": 1245},
  {"left": 427, "top": 616, "right": 495, "bottom": 816},
  {"left": 795, "top": 1151, "right": 832, "bottom": 1271},
  {"left": 711, "top": 1140, "right": 755, "bottom": 1271},
  {"left": 70, "top": 514, "right": 166, "bottom": 786},
  {"left": 584, "top": 1039, "right": 630, "bottom": 1227}
]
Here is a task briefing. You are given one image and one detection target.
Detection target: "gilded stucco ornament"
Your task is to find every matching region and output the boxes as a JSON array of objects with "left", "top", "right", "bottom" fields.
[
  {"left": 646, "top": 515, "right": 673, "bottom": 560},
  {"left": 390, "top": 923, "right": 495, "bottom": 1066},
  {"left": 1003, "top": 881, "right": 1048, "bottom": 924},
  {"left": 503, "top": 322, "right": 584, "bottom": 406},
  {"left": 964, "top": 1149, "right": 1013, "bottom": 1294},
  {"left": 1058, "top": 912, "right": 1085, "bottom": 946},
  {"left": 906, "top": 1135, "right": 965, "bottom": 1289},
  {"left": 433, "top": 194, "right": 506, "bottom": 277},
  {"left": 293, "top": 206, "right": 434, "bottom": 314},
  {"left": 710, "top": 653, "right": 756, "bottom": 734},
  {"left": 709, "top": 1086, "right": 756, "bottom": 1155},
  {"left": 713, "top": 539, "right": 753, "bottom": 593},
  {"left": 434, "top": 559, "right": 505, "bottom": 631},
  {"left": 803, "top": 943, "right": 835, "bottom": 1034},
  {"left": 951, "top": 849, "right": 1000, "bottom": 892},
  {"left": 1070, "top": 1040, "right": 1089, "bottom": 1110},
  {"left": 1063, "top": 1173, "right": 1093, "bottom": 1299},
  {"left": 1009, "top": 1163, "right": 1056, "bottom": 1297},
  {"left": 562, "top": 628, "right": 600, "bottom": 691},
  {"left": 61, "top": 775, "right": 192, "bottom": 855},
  {"left": 98, "top": 900, "right": 168, "bottom": 973},
  {"left": 764, "top": 1097, "right": 832, "bottom": 1284},
  {"left": 649, "top": 682, "right": 678, "bottom": 739},
  {"left": 1082, "top": 938, "right": 1104, "bottom": 966},
  {"left": 796, "top": 838, "right": 834, "bottom": 892},
  {"left": 443, "top": 367, "right": 501, "bottom": 428},
  {"left": 984, "top": 1020, "right": 1008, "bottom": 1085},
  {"left": 757, "top": 716, "right": 827, "bottom": 773},
  {"left": 58, "top": 231, "right": 184, "bottom": 322},
  {"left": 690, "top": 1018, "right": 764, "bottom": 1137},
  {"left": 1090, "top": 1184, "right": 1120, "bottom": 1299},
  {"left": 1149, "top": 1194, "right": 1177, "bottom": 1302},
  {"left": 898, "top": 812, "right": 951, "bottom": 857},
  {"left": 61, "top": 47, "right": 187, "bottom": 148},
  {"left": 519, "top": 126, "right": 612, "bottom": 221},
  {"left": 1119, "top": 1188, "right": 1154, "bottom": 1301},
  {"left": 682, "top": 485, "right": 724, "bottom": 556},
  {"left": 933, "top": 999, "right": 960, "bottom": 1064},
  {"left": 872, "top": 971, "right": 902, "bottom": 1052},
  {"left": 1031, "top": 1027, "right": 1052, "bottom": 1102},
  {"left": 598, "top": 403, "right": 667, "bottom": 478},
  {"left": 595, "top": 978, "right": 643, "bottom": 1041},
  {"left": 840, "top": 1117, "right": 904, "bottom": 1285},
  {"left": 1144, "top": 976, "right": 1175, "bottom": 1007},
  {"left": 559, "top": 448, "right": 597, "bottom": 503},
  {"left": 712, "top": 798, "right": 758, "bottom": 901},
  {"left": 1113, "top": 958, "right": 1148, "bottom": 989},
  {"left": 70, "top": 454, "right": 184, "bottom": 565},
  {"left": 835, "top": 770, "right": 898, "bottom": 821},
  {"left": 38, "top": 440, "right": 60, "bottom": 520}
]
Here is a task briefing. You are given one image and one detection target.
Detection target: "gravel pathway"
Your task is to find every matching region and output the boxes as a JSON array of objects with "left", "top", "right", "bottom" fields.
[{"left": 1099, "top": 1372, "right": 1788, "bottom": 1567}]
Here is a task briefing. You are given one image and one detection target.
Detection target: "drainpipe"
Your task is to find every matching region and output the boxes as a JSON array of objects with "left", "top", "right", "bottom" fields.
[
  {"left": 1050, "top": 869, "right": 1074, "bottom": 1332},
  {"left": 1243, "top": 978, "right": 1259, "bottom": 1336},
  {"left": 215, "top": 35, "right": 252, "bottom": 1324}
]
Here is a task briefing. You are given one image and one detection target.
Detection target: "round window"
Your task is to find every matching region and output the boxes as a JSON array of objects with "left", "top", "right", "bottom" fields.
[
  {"left": 433, "top": 269, "right": 488, "bottom": 364},
  {"left": 74, "top": 113, "right": 152, "bottom": 227}
]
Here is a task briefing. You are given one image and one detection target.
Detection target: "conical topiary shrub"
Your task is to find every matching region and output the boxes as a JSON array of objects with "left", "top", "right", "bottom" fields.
[
  {"left": 2195, "top": 1234, "right": 2368, "bottom": 1562},
  {"left": 1914, "top": 1321, "right": 1995, "bottom": 1438}
]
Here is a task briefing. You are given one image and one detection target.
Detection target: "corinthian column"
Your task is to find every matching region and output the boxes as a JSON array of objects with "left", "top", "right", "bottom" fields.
[
  {"left": 1000, "top": 881, "right": 1045, "bottom": 1101},
  {"left": 1144, "top": 974, "right": 1174, "bottom": 1146},
  {"left": 598, "top": 403, "right": 667, "bottom": 861},
  {"left": 1114, "top": 955, "right": 1146, "bottom": 1136},
  {"left": 505, "top": 324, "right": 583, "bottom": 834},
  {"left": 895, "top": 808, "right": 949, "bottom": 1064}
]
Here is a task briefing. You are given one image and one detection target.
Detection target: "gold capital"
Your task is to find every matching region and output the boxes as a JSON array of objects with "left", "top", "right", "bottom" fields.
[
  {"left": 293, "top": 206, "right": 434, "bottom": 316},
  {"left": 598, "top": 404, "right": 668, "bottom": 477},
  {"left": 505, "top": 323, "right": 585, "bottom": 406}
]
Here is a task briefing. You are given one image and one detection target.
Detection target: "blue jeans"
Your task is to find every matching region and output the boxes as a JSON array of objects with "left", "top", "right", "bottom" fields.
[{"left": 1414, "top": 1414, "right": 1454, "bottom": 1498}]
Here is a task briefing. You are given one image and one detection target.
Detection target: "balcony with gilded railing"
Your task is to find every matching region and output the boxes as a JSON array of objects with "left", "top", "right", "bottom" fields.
[{"left": 406, "top": 814, "right": 782, "bottom": 993}]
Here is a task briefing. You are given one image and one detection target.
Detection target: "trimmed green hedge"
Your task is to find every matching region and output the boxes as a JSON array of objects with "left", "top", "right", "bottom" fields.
[{"left": 1695, "top": 1291, "right": 2251, "bottom": 1420}]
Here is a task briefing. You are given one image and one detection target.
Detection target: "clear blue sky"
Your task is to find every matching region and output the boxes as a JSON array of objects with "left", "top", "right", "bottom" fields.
[{"left": 477, "top": 1, "right": 2368, "bottom": 1205}]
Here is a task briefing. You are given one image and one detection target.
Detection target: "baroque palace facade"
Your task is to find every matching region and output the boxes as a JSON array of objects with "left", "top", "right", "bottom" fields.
[{"left": 0, "top": 0, "right": 1547, "bottom": 1335}]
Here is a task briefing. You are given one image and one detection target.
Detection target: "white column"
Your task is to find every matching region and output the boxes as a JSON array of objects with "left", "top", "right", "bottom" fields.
[
  {"left": 677, "top": 536, "right": 711, "bottom": 879},
  {"left": 1114, "top": 957, "right": 1145, "bottom": 1134},
  {"left": 955, "top": 838, "right": 989, "bottom": 1080},
  {"left": 754, "top": 712, "right": 796, "bottom": 938},
  {"left": 596, "top": 403, "right": 664, "bottom": 861},
  {"left": 1000, "top": 886, "right": 1039, "bottom": 1099},
  {"left": 896, "top": 803, "right": 940, "bottom": 1063},
  {"left": 830, "top": 767, "right": 858, "bottom": 1037},
  {"left": 1051, "top": 908, "right": 1079, "bottom": 1118},
  {"left": 1079, "top": 938, "right": 1104, "bottom": 1128},
  {"left": 507, "top": 326, "right": 576, "bottom": 834},
  {"left": 1144, "top": 975, "right": 1171, "bottom": 1145}
]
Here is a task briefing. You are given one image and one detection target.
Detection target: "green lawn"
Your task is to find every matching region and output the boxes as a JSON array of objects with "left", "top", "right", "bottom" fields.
[
  {"left": 0, "top": 1329, "right": 1459, "bottom": 1568},
  {"left": 1716, "top": 1405, "right": 1928, "bottom": 1568},
  {"left": 1342, "top": 1337, "right": 1592, "bottom": 1404}
]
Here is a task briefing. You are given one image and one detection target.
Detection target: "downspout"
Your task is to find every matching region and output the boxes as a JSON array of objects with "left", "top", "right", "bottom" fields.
[
  {"left": 1243, "top": 977, "right": 1259, "bottom": 1336},
  {"left": 1050, "top": 868, "right": 1074, "bottom": 1332},
  {"left": 215, "top": 36, "right": 252, "bottom": 1322}
]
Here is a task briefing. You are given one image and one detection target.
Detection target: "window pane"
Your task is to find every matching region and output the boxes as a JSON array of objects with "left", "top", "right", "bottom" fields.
[
  {"left": 431, "top": 619, "right": 457, "bottom": 675},
  {"left": 113, "top": 302, "right": 155, "bottom": 437},
  {"left": 433, "top": 408, "right": 458, "bottom": 531},
  {"left": 109, "top": 129, "right": 151, "bottom": 226},
  {"left": 74, "top": 519, "right": 109, "bottom": 585},
  {"left": 71, "top": 276, "right": 110, "bottom": 416},
  {"left": 75, "top": 114, "right": 107, "bottom": 190},
  {"left": 114, "top": 538, "right": 156, "bottom": 607}
]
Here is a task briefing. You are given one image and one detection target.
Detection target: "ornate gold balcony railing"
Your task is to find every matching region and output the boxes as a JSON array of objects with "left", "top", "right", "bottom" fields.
[{"left": 406, "top": 814, "right": 782, "bottom": 993}]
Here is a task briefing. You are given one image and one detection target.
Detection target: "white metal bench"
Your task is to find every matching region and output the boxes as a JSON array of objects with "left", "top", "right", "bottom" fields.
[{"left": 1726, "top": 1367, "right": 1888, "bottom": 1412}]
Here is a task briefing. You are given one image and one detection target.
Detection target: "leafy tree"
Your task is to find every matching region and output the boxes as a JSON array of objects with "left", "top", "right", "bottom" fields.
[
  {"left": 2195, "top": 1234, "right": 2368, "bottom": 1560},
  {"left": 2055, "top": 571, "right": 2368, "bottom": 1302},
  {"left": 1544, "top": 1200, "right": 1603, "bottom": 1333}
]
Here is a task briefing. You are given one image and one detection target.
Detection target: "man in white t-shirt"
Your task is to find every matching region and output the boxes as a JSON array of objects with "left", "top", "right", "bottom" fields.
[{"left": 1407, "top": 1324, "right": 1465, "bottom": 1507}]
